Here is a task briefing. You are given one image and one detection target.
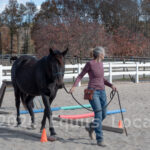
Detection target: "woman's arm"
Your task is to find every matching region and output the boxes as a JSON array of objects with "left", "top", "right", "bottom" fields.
[
  {"left": 104, "top": 78, "right": 117, "bottom": 91},
  {"left": 104, "top": 78, "right": 112, "bottom": 87},
  {"left": 70, "top": 62, "right": 90, "bottom": 93},
  {"left": 73, "top": 62, "right": 90, "bottom": 86}
]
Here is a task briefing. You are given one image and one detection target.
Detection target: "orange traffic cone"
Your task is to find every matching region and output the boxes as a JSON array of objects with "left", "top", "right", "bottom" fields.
[
  {"left": 118, "top": 120, "right": 123, "bottom": 128},
  {"left": 40, "top": 128, "right": 48, "bottom": 142}
]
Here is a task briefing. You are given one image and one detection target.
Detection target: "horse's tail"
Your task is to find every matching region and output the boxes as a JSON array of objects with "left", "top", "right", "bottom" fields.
[{"left": 10, "top": 56, "right": 18, "bottom": 64}]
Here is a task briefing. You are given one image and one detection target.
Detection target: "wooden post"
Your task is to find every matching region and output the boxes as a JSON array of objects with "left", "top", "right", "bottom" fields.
[
  {"left": 53, "top": 117, "right": 124, "bottom": 134},
  {"left": 0, "top": 82, "right": 7, "bottom": 107}
]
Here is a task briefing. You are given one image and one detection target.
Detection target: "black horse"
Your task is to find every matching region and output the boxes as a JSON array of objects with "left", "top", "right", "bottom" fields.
[{"left": 11, "top": 48, "right": 68, "bottom": 136}]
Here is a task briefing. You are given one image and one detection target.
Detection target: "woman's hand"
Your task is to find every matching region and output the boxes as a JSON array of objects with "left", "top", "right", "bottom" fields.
[
  {"left": 111, "top": 85, "right": 117, "bottom": 91},
  {"left": 69, "top": 86, "right": 75, "bottom": 93}
]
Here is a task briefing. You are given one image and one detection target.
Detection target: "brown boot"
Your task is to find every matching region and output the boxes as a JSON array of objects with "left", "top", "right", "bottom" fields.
[{"left": 85, "top": 126, "right": 95, "bottom": 140}]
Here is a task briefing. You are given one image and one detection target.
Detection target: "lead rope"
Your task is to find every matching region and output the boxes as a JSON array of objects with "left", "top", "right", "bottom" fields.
[
  {"left": 116, "top": 91, "right": 128, "bottom": 136},
  {"left": 63, "top": 85, "right": 128, "bottom": 136},
  {"left": 64, "top": 85, "right": 115, "bottom": 112}
]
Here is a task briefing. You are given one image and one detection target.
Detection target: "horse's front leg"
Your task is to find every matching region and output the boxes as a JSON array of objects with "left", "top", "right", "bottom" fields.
[
  {"left": 40, "top": 109, "right": 46, "bottom": 132},
  {"left": 40, "top": 98, "right": 54, "bottom": 133},
  {"left": 41, "top": 94, "right": 56, "bottom": 136}
]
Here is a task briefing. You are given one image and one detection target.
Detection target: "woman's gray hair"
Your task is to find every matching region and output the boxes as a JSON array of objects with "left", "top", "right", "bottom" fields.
[{"left": 93, "top": 46, "right": 105, "bottom": 58}]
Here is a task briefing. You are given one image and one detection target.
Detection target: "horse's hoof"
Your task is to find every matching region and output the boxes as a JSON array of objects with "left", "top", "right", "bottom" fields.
[
  {"left": 16, "top": 124, "right": 21, "bottom": 128},
  {"left": 51, "top": 132, "right": 57, "bottom": 136},
  {"left": 50, "top": 128, "right": 57, "bottom": 136},
  {"left": 31, "top": 123, "right": 36, "bottom": 129},
  {"left": 47, "top": 135, "right": 57, "bottom": 142},
  {"left": 17, "top": 122, "right": 21, "bottom": 126},
  {"left": 17, "top": 117, "right": 21, "bottom": 125}
]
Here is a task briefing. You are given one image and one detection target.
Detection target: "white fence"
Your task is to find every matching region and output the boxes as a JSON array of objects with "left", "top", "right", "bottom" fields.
[{"left": 0, "top": 62, "right": 150, "bottom": 88}]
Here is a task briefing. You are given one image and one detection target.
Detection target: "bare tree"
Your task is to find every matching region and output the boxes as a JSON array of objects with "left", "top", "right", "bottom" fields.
[
  {"left": 99, "top": 0, "right": 140, "bottom": 32},
  {"left": 1, "top": 0, "right": 26, "bottom": 54}
]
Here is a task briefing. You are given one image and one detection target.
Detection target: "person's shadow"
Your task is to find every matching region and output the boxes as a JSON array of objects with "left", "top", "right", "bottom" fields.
[{"left": 58, "top": 137, "right": 96, "bottom": 145}]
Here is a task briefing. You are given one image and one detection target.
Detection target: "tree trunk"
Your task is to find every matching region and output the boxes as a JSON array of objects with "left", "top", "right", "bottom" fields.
[
  {"left": 10, "top": 31, "right": 13, "bottom": 55},
  {"left": 0, "top": 32, "right": 2, "bottom": 55},
  {"left": 17, "top": 31, "right": 20, "bottom": 54}
]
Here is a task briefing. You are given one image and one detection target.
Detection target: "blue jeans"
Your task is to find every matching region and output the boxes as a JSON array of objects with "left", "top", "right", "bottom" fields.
[{"left": 89, "top": 89, "right": 107, "bottom": 142}]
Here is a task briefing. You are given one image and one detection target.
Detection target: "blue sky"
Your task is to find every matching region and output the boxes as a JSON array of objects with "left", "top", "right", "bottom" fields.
[
  {"left": 0, "top": 0, "right": 45, "bottom": 12},
  {"left": 0, "top": 0, "right": 142, "bottom": 13}
]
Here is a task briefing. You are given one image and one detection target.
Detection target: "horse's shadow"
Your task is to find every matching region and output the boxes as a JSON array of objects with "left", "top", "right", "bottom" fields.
[
  {"left": 0, "top": 128, "right": 96, "bottom": 145},
  {"left": 0, "top": 127, "right": 96, "bottom": 145},
  {"left": 0, "top": 127, "right": 39, "bottom": 142}
]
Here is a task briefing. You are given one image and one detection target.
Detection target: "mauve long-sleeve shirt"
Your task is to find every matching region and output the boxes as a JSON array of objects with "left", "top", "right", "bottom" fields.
[{"left": 73, "top": 60, "right": 112, "bottom": 90}]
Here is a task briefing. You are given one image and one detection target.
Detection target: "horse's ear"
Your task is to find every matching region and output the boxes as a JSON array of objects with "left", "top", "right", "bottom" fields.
[
  {"left": 49, "top": 48, "right": 54, "bottom": 55},
  {"left": 62, "top": 48, "right": 69, "bottom": 56}
]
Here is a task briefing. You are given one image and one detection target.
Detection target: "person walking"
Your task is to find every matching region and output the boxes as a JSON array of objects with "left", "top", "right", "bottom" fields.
[{"left": 69, "top": 46, "right": 117, "bottom": 147}]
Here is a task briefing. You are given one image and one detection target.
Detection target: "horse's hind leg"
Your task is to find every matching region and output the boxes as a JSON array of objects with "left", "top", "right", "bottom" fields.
[
  {"left": 14, "top": 88, "right": 21, "bottom": 126},
  {"left": 25, "top": 95, "right": 36, "bottom": 129}
]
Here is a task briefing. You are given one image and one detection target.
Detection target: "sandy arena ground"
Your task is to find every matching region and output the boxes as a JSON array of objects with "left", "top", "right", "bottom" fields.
[{"left": 0, "top": 82, "right": 150, "bottom": 150}]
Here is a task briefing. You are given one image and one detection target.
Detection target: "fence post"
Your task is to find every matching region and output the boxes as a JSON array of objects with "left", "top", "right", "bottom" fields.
[
  {"left": 109, "top": 62, "right": 112, "bottom": 83},
  {"left": 136, "top": 62, "right": 139, "bottom": 83},
  {"left": 123, "top": 59, "right": 125, "bottom": 80},
  {"left": 77, "top": 63, "right": 81, "bottom": 87},
  {"left": 0, "top": 65, "right": 2, "bottom": 88},
  {"left": 143, "top": 61, "right": 145, "bottom": 79}
]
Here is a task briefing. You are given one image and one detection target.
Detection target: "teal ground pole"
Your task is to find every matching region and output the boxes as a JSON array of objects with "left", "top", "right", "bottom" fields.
[{"left": 61, "top": 104, "right": 91, "bottom": 110}]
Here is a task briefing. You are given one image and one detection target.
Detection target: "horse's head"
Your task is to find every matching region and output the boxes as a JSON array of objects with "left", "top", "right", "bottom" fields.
[{"left": 47, "top": 48, "right": 68, "bottom": 88}]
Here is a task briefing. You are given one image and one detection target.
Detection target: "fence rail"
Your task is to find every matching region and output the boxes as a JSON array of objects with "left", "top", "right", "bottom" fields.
[{"left": 0, "top": 61, "right": 150, "bottom": 88}]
